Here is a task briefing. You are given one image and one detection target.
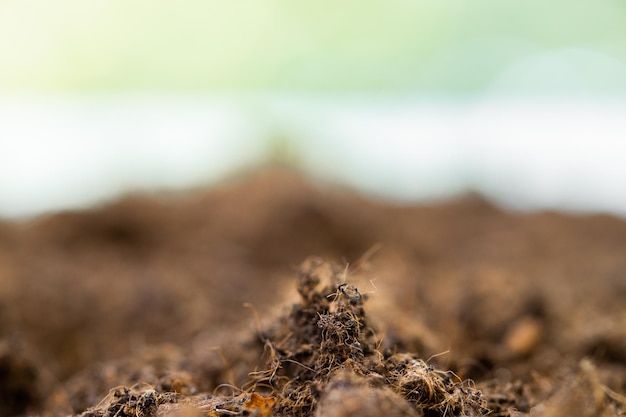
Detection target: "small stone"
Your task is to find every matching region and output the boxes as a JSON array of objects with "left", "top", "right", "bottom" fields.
[{"left": 504, "top": 316, "right": 543, "bottom": 358}]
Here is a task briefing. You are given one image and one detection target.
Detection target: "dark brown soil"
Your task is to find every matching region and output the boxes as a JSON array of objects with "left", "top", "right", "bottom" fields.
[{"left": 1, "top": 168, "right": 625, "bottom": 417}]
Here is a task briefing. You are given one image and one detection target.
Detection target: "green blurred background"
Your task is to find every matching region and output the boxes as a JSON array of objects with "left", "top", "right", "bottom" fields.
[
  {"left": 1, "top": 0, "right": 626, "bottom": 218},
  {"left": 2, "top": 0, "right": 626, "bottom": 93}
]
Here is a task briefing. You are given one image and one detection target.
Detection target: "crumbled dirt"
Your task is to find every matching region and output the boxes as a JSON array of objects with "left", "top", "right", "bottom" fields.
[{"left": 0, "top": 168, "right": 625, "bottom": 416}]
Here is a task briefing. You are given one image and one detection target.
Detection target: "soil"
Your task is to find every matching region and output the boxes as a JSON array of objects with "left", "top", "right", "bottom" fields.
[{"left": 1, "top": 168, "right": 625, "bottom": 417}]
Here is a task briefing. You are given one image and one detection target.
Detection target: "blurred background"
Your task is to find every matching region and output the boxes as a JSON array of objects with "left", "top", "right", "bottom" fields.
[{"left": 2, "top": 0, "right": 626, "bottom": 219}]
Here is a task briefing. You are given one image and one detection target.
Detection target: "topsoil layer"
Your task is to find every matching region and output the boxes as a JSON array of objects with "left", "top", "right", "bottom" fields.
[{"left": 1, "top": 168, "right": 625, "bottom": 417}]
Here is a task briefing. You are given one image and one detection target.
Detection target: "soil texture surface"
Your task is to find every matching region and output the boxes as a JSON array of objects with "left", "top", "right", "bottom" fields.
[{"left": 1, "top": 169, "right": 625, "bottom": 417}]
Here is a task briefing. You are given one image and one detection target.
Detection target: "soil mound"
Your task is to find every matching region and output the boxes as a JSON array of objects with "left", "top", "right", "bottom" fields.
[{"left": 76, "top": 257, "right": 487, "bottom": 417}]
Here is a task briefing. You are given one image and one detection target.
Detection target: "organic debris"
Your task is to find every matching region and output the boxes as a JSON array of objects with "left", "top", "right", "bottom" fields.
[
  {"left": 247, "top": 257, "right": 487, "bottom": 417},
  {"left": 79, "top": 386, "right": 175, "bottom": 417}
]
